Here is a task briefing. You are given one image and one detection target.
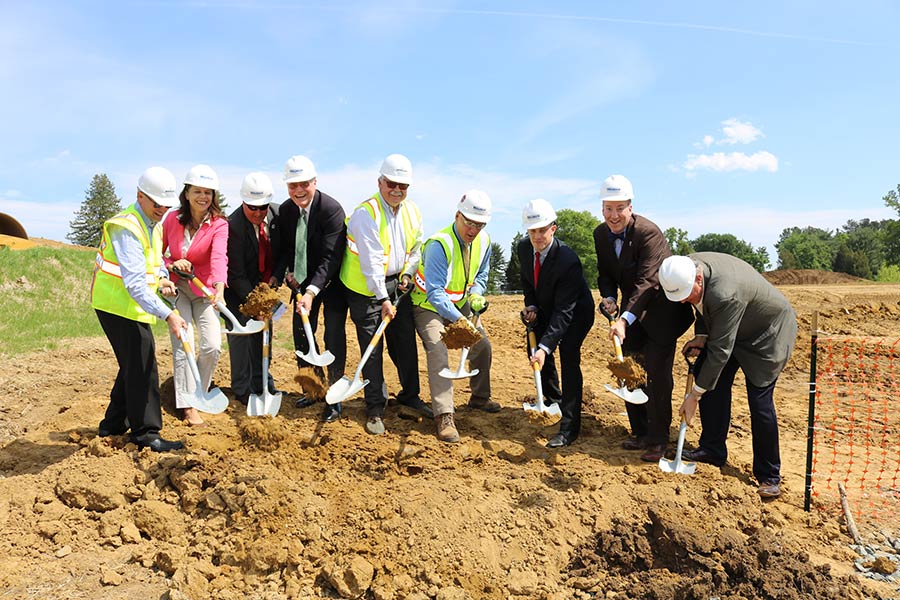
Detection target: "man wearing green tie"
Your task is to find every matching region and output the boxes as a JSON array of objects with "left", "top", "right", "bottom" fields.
[{"left": 271, "top": 155, "right": 347, "bottom": 418}]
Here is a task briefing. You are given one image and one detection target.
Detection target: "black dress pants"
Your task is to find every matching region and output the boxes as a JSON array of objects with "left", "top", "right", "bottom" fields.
[{"left": 96, "top": 309, "right": 163, "bottom": 440}]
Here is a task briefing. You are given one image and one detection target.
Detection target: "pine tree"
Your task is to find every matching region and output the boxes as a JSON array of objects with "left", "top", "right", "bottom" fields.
[{"left": 67, "top": 174, "right": 123, "bottom": 247}]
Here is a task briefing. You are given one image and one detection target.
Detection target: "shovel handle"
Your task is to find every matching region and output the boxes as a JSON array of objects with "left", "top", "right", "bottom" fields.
[
  {"left": 527, "top": 330, "right": 538, "bottom": 355},
  {"left": 684, "top": 357, "right": 696, "bottom": 396},
  {"left": 612, "top": 334, "right": 624, "bottom": 362}
]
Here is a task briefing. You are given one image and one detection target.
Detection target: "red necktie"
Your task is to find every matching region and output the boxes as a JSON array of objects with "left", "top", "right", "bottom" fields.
[
  {"left": 258, "top": 222, "right": 272, "bottom": 282},
  {"left": 533, "top": 251, "right": 541, "bottom": 286}
]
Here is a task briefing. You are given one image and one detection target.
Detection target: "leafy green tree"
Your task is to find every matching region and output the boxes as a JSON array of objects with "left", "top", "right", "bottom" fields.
[
  {"left": 504, "top": 232, "right": 524, "bottom": 291},
  {"left": 775, "top": 227, "right": 834, "bottom": 270},
  {"left": 486, "top": 241, "right": 506, "bottom": 294},
  {"left": 664, "top": 227, "right": 694, "bottom": 256},
  {"left": 839, "top": 219, "right": 887, "bottom": 275},
  {"left": 691, "top": 232, "right": 770, "bottom": 272},
  {"left": 832, "top": 241, "right": 872, "bottom": 279},
  {"left": 555, "top": 209, "right": 601, "bottom": 288},
  {"left": 67, "top": 174, "right": 123, "bottom": 247},
  {"left": 881, "top": 186, "right": 900, "bottom": 268},
  {"left": 876, "top": 263, "right": 900, "bottom": 282}
]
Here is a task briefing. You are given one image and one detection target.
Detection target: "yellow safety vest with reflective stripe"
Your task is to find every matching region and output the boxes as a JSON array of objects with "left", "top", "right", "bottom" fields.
[
  {"left": 90, "top": 204, "right": 163, "bottom": 323},
  {"left": 411, "top": 224, "right": 489, "bottom": 313},
  {"left": 340, "top": 194, "right": 422, "bottom": 296}
]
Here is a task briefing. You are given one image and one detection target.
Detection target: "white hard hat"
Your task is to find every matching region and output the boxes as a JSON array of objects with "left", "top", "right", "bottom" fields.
[
  {"left": 521, "top": 198, "right": 557, "bottom": 230},
  {"left": 379, "top": 153, "right": 413, "bottom": 185},
  {"left": 240, "top": 172, "right": 274, "bottom": 206},
  {"left": 283, "top": 155, "right": 317, "bottom": 183},
  {"left": 659, "top": 255, "right": 696, "bottom": 302},
  {"left": 137, "top": 167, "right": 179, "bottom": 207},
  {"left": 599, "top": 174, "right": 634, "bottom": 202},
  {"left": 457, "top": 189, "right": 492, "bottom": 223},
  {"left": 183, "top": 164, "right": 220, "bottom": 191}
]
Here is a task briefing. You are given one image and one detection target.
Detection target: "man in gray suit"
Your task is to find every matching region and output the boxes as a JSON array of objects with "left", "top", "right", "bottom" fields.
[{"left": 658, "top": 252, "right": 797, "bottom": 499}]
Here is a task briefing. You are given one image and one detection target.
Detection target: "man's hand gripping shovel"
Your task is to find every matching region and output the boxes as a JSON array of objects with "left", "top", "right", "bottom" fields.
[
  {"left": 295, "top": 306, "right": 335, "bottom": 367},
  {"left": 325, "top": 288, "right": 410, "bottom": 405},
  {"left": 159, "top": 293, "right": 229, "bottom": 414},
  {"left": 170, "top": 266, "right": 266, "bottom": 335},
  {"left": 658, "top": 356, "right": 697, "bottom": 475},
  {"left": 439, "top": 302, "right": 488, "bottom": 380},
  {"left": 598, "top": 304, "right": 648, "bottom": 405},
  {"left": 521, "top": 314, "right": 562, "bottom": 418}
]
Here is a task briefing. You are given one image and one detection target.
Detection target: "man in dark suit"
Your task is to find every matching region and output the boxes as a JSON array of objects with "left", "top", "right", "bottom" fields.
[
  {"left": 518, "top": 198, "right": 595, "bottom": 448},
  {"left": 592, "top": 174, "right": 694, "bottom": 462},
  {"left": 225, "top": 172, "right": 280, "bottom": 405},
  {"left": 271, "top": 155, "right": 347, "bottom": 422},
  {"left": 659, "top": 252, "right": 797, "bottom": 498}
]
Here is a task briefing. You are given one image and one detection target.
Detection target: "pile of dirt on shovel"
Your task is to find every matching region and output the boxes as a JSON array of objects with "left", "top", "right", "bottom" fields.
[
  {"left": 441, "top": 318, "right": 482, "bottom": 349},
  {"left": 240, "top": 283, "right": 282, "bottom": 320},
  {"left": 607, "top": 356, "right": 647, "bottom": 389}
]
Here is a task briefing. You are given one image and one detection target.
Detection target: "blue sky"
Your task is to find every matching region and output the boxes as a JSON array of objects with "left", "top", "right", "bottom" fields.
[{"left": 2, "top": 1, "right": 898, "bottom": 267}]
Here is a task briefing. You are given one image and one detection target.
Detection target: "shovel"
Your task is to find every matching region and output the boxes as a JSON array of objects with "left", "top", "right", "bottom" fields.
[
  {"left": 247, "top": 319, "right": 282, "bottom": 417},
  {"left": 159, "top": 292, "right": 229, "bottom": 414},
  {"left": 521, "top": 317, "right": 562, "bottom": 418},
  {"left": 170, "top": 266, "right": 266, "bottom": 335},
  {"left": 658, "top": 357, "right": 697, "bottom": 475},
  {"left": 325, "top": 288, "right": 410, "bottom": 405},
  {"left": 598, "top": 305, "right": 649, "bottom": 405},
  {"left": 294, "top": 305, "right": 335, "bottom": 367},
  {"left": 176, "top": 326, "right": 230, "bottom": 414},
  {"left": 438, "top": 305, "right": 486, "bottom": 380}
]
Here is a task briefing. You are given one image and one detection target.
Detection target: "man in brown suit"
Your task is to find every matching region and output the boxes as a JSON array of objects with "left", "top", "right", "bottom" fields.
[{"left": 592, "top": 175, "right": 694, "bottom": 462}]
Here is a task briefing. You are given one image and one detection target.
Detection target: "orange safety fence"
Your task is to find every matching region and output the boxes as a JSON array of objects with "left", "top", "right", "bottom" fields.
[{"left": 805, "top": 330, "right": 900, "bottom": 533}]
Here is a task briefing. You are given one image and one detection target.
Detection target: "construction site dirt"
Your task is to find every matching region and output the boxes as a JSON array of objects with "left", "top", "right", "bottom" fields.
[{"left": 1, "top": 272, "right": 899, "bottom": 599}]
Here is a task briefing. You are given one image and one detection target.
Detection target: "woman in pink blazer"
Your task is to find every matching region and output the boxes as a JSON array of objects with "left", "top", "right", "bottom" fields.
[{"left": 161, "top": 164, "right": 229, "bottom": 426}]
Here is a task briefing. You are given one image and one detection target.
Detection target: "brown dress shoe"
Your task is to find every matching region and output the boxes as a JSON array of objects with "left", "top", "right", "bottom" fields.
[
  {"left": 621, "top": 436, "right": 646, "bottom": 451},
  {"left": 640, "top": 444, "right": 667, "bottom": 462},
  {"left": 468, "top": 395, "right": 501, "bottom": 413},
  {"left": 757, "top": 480, "right": 782, "bottom": 498}
]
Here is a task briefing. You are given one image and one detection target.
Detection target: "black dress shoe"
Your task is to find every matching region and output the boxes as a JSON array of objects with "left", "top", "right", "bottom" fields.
[
  {"left": 681, "top": 447, "right": 726, "bottom": 467},
  {"left": 130, "top": 436, "right": 184, "bottom": 452},
  {"left": 398, "top": 397, "right": 434, "bottom": 419},
  {"left": 321, "top": 403, "right": 341, "bottom": 423},
  {"left": 295, "top": 394, "right": 316, "bottom": 409},
  {"left": 98, "top": 425, "right": 127, "bottom": 437},
  {"left": 640, "top": 443, "right": 667, "bottom": 462},
  {"left": 546, "top": 433, "right": 576, "bottom": 448},
  {"left": 621, "top": 436, "right": 646, "bottom": 451}
]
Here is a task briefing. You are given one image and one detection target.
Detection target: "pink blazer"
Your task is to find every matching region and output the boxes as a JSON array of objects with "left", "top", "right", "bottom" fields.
[{"left": 161, "top": 211, "right": 229, "bottom": 298}]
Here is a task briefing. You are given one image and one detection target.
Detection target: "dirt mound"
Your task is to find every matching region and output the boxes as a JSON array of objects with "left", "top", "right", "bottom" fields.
[
  {"left": 764, "top": 269, "right": 867, "bottom": 285},
  {"left": 571, "top": 502, "right": 873, "bottom": 599}
]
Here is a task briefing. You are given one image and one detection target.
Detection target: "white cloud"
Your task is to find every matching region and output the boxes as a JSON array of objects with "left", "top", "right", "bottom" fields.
[
  {"left": 720, "top": 118, "right": 763, "bottom": 145},
  {"left": 683, "top": 151, "right": 778, "bottom": 173},
  {"left": 702, "top": 135, "right": 714, "bottom": 147}
]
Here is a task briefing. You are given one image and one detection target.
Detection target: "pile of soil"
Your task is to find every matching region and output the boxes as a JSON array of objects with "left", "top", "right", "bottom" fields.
[
  {"left": 240, "top": 283, "right": 282, "bottom": 321},
  {"left": 606, "top": 356, "right": 647, "bottom": 389},
  {"left": 441, "top": 318, "right": 482, "bottom": 349},
  {"left": 764, "top": 269, "right": 867, "bottom": 285},
  {"left": 2, "top": 272, "right": 900, "bottom": 599}
]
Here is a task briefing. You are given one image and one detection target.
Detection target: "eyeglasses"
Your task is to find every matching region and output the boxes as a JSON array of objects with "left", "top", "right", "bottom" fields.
[
  {"left": 460, "top": 215, "right": 486, "bottom": 230},
  {"left": 381, "top": 178, "right": 409, "bottom": 191},
  {"left": 245, "top": 203, "right": 269, "bottom": 212},
  {"left": 141, "top": 192, "right": 165, "bottom": 210}
]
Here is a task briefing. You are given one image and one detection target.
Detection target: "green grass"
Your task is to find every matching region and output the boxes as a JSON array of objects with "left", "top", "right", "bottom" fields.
[{"left": 0, "top": 246, "right": 107, "bottom": 355}]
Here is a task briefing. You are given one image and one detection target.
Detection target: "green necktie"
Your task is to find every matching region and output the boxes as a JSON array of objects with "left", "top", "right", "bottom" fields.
[{"left": 294, "top": 209, "right": 307, "bottom": 283}]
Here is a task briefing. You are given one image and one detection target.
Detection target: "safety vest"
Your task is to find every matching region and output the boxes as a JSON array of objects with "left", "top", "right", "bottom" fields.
[
  {"left": 340, "top": 194, "right": 422, "bottom": 296},
  {"left": 90, "top": 204, "right": 164, "bottom": 323},
  {"left": 411, "top": 224, "right": 489, "bottom": 313}
]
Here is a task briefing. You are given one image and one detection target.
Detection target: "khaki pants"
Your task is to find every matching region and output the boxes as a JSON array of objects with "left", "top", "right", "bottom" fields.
[
  {"left": 413, "top": 306, "right": 491, "bottom": 415},
  {"left": 169, "top": 280, "right": 222, "bottom": 409}
]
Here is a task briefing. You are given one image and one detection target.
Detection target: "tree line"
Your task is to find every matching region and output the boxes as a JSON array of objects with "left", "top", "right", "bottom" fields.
[{"left": 69, "top": 174, "right": 900, "bottom": 291}]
